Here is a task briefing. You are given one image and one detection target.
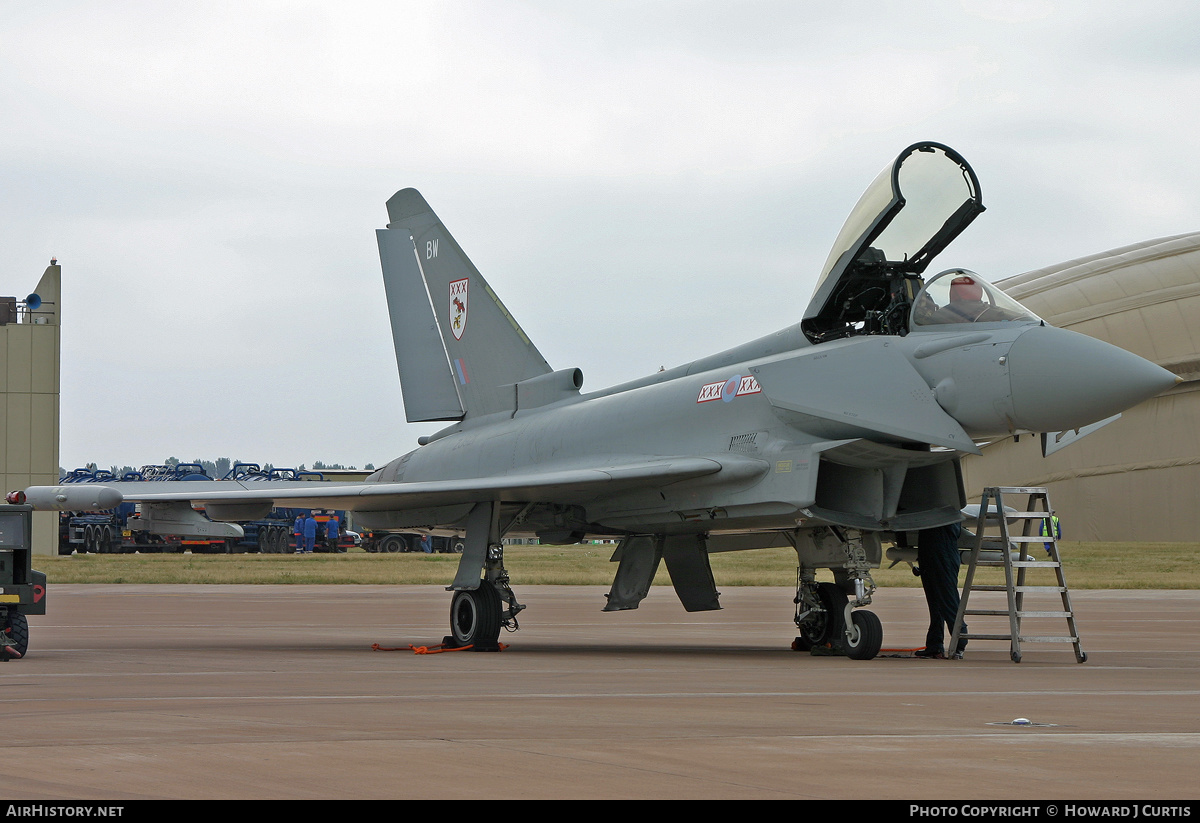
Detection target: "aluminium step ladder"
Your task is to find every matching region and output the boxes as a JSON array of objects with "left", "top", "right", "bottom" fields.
[{"left": 950, "top": 487, "right": 1086, "bottom": 663}]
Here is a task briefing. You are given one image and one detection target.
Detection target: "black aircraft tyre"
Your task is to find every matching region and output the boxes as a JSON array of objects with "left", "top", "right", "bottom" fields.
[
  {"left": 796, "top": 582, "right": 847, "bottom": 650},
  {"left": 449, "top": 583, "right": 502, "bottom": 647},
  {"left": 844, "top": 609, "right": 883, "bottom": 660},
  {"left": 4, "top": 612, "right": 29, "bottom": 659}
]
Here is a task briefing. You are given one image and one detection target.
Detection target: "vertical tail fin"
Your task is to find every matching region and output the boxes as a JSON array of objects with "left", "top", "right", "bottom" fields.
[{"left": 377, "top": 188, "right": 552, "bottom": 422}]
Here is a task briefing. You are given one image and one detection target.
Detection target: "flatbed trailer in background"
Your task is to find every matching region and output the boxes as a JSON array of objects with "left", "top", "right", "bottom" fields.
[
  {"left": 57, "top": 463, "right": 476, "bottom": 555},
  {"left": 359, "top": 530, "right": 464, "bottom": 554},
  {"left": 58, "top": 468, "right": 182, "bottom": 553},
  {"left": 57, "top": 463, "right": 357, "bottom": 554}
]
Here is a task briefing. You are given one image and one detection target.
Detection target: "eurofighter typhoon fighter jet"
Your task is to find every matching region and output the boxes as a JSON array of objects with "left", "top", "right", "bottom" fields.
[{"left": 19, "top": 142, "right": 1178, "bottom": 658}]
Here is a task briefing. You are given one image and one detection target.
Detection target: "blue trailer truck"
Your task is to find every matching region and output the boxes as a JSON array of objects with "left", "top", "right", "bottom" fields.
[
  {"left": 57, "top": 467, "right": 183, "bottom": 554},
  {"left": 58, "top": 463, "right": 353, "bottom": 554}
]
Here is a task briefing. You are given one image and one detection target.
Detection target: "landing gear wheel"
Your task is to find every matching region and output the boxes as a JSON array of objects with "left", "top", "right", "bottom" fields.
[
  {"left": 3, "top": 612, "right": 29, "bottom": 659},
  {"left": 844, "top": 609, "right": 883, "bottom": 660},
  {"left": 795, "top": 582, "right": 847, "bottom": 650},
  {"left": 448, "top": 583, "right": 502, "bottom": 650}
]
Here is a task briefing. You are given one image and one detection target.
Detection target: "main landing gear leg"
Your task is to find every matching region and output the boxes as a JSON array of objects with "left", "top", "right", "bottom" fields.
[{"left": 444, "top": 502, "right": 526, "bottom": 651}]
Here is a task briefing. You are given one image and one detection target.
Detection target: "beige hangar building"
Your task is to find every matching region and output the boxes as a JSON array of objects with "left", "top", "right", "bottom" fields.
[
  {"left": 1, "top": 261, "right": 60, "bottom": 556},
  {"left": 964, "top": 233, "right": 1200, "bottom": 542}
]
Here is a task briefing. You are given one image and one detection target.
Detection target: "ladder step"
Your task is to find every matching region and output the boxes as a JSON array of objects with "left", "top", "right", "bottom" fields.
[
  {"left": 964, "top": 609, "right": 1072, "bottom": 618},
  {"left": 964, "top": 635, "right": 1082, "bottom": 644},
  {"left": 967, "top": 584, "right": 1067, "bottom": 592},
  {"left": 1012, "top": 560, "right": 1059, "bottom": 567}
]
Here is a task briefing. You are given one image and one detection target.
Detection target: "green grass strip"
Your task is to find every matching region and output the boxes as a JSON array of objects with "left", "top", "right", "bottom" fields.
[{"left": 34, "top": 541, "right": 1200, "bottom": 588}]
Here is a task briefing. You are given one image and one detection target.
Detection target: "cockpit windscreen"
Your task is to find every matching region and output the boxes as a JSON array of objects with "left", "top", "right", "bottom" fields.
[{"left": 911, "top": 269, "right": 1040, "bottom": 328}]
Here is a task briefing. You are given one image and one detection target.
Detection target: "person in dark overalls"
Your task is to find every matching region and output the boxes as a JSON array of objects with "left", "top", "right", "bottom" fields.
[
  {"left": 302, "top": 513, "right": 318, "bottom": 554},
  {"left": 325, "top": 514, "right": 340, "bottom": 551},
  {"left": 915, "top": 522, "right": 967, "bottom": 659}
]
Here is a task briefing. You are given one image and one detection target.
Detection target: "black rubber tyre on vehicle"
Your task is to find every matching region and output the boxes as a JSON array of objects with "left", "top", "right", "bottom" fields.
[{"left": 3, "top": 612, "right": 29, "bottom": 659}]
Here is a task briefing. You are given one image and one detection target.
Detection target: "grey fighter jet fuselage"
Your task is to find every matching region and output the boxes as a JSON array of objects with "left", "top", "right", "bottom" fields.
[{"left": 18, "top": 142, "right": 1178, "bottom": 658}]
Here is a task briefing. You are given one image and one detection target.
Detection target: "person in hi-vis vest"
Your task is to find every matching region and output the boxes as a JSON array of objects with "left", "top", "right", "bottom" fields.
[{"left": 1040, "top": 514, "right": 1062, "bottom": 555}]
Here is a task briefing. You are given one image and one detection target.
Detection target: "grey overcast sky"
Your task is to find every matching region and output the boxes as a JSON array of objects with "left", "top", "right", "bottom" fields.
[{"left": 3, "top": 1, "right": 1199, "bottom": 472}]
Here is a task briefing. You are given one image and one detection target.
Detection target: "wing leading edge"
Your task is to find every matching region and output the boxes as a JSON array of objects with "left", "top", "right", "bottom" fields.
[{"left": 23, "top": 456, "right": 767, "bottom": 518}]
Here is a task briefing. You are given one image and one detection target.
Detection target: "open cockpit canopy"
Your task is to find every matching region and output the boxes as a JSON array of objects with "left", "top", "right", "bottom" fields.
[{"left": 802, "top": 142, "right": 985, "bottom": 342}]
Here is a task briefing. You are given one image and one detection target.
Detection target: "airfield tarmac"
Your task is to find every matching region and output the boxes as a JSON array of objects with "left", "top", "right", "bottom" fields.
[{"left": 5, "top": 584, "right": 1199, "bottom": 800}]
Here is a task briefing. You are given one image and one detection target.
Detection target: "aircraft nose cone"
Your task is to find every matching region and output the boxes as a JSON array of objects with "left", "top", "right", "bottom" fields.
[{"left": 1008, "top": 325, "right": 1178, "bottom": 432}]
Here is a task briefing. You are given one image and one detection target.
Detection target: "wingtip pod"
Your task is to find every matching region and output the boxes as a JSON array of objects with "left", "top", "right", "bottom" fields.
[
  {"left": 385, "top": 188, "right": 434, "bottom": 226},
  {"left": 23, "top": 485, "right": 123, "bottom": 511}
]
